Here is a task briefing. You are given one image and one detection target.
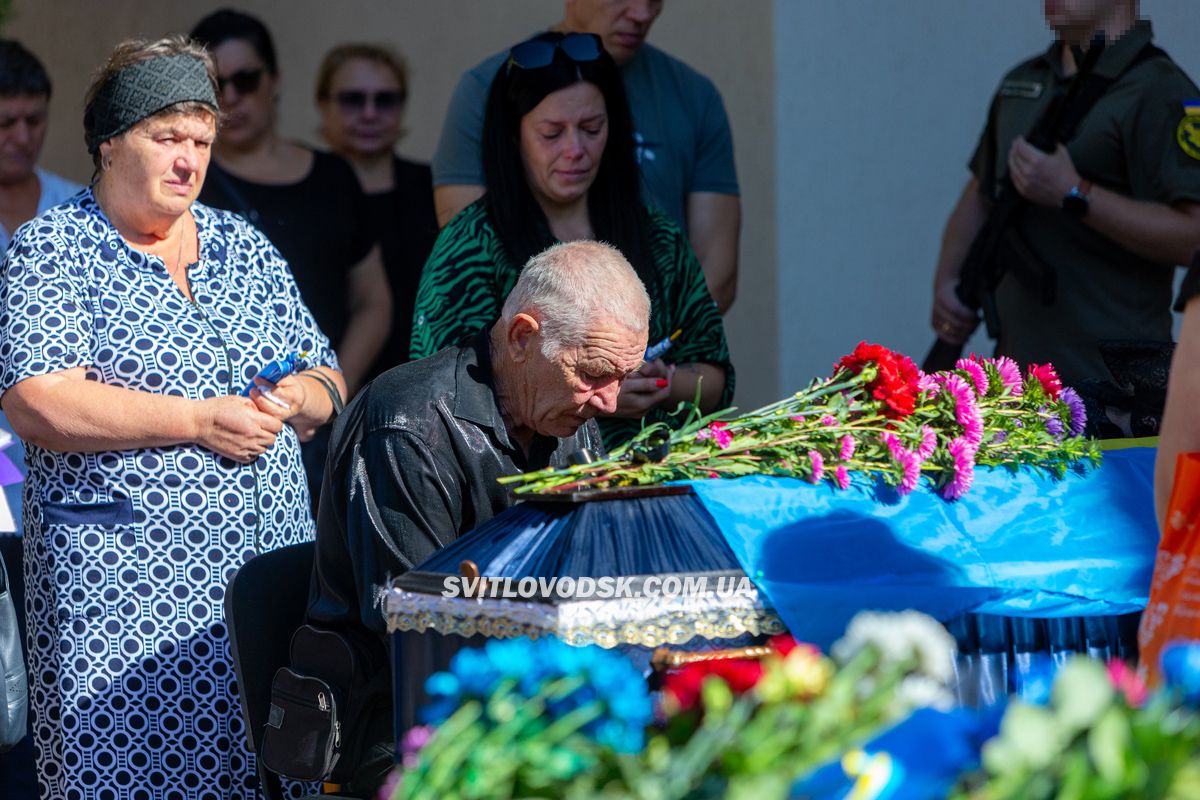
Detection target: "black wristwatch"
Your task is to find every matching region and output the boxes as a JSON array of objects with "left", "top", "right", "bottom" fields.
[{"left": 1062, "top": 179, "right": 1092, "bottom": 219}]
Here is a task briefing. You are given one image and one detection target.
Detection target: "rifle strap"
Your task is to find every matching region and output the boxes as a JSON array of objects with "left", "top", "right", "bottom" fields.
[{"left": 1053, "top": 43, "right": 1167, "bottom": 144}]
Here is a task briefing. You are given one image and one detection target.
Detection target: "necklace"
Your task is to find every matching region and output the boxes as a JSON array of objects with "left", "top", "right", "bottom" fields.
[{"left": 168, "top": 215, "right": 190, "bottom": 279}]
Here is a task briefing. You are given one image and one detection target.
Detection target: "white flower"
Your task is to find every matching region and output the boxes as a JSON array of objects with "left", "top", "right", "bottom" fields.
[
  {"left": 832, "top": 610, "right": 957, "bottom": 684},
  {"left": 896, "top": 674, "right": 955, "bottom": 712}
]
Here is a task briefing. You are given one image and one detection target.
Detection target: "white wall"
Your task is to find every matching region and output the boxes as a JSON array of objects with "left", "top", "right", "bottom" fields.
[{"left": 774, "top": 0, "right": 1200, "bottom": 396}]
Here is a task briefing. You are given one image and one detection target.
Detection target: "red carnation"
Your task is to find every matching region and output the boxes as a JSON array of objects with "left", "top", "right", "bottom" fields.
[
  {"left": 836, "top": 342, "right": 921, "bottom": 419},
  {"left": 1027, "top": 363, "right": 1062, "bottom": 399},
  {"left": 663, "top": 658, "right": 765, "bottom": 712}
]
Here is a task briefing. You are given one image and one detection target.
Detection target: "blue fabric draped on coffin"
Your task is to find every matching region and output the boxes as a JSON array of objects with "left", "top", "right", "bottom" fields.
[
  {"left": 415, "top": 493, "right": 742, "bottom": 579},
  {"left": 688, "top": 447, "right": 1158, "bottom": 650}
]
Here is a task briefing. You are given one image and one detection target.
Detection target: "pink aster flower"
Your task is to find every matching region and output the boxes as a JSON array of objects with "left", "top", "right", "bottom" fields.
[
  {"left": 991, "top": 356, "right": 1023, "bottom": 396},
  {"left": 897, "top": 450, "right": 921, "bottom": 496},
  {"left": 955, "top": 358, "right": 989, "bottom": 397},
  {"left": 820, "top": 414, "right": 837, "bottom": 426},
  {"left": 880, "top": 431, "right": 904, "bottom": 461},
  {"left": 840, "top": 434, "right": 856, "bottom": 460},
  {"left": 917, "top": 371, "right": 940, "bottom": 395},
  {"left": 834, "top": 465, "right": 851, "bottom": 490},
  {"left": 942, "top": 436, "right": 977, "bottom": 501},
  {"left": 790, "top": 414, "right": 807, "bottom": 424},
  {"left": 937, "top": 373, "right": 984, "bottom": 448},
  {"left": 696, "top": 421, "right": 733, "bottom": 449},
  {"left": 917, "top": 426, "right": 937, "bottom": 461},
  {"left": 807, "top": 450, "right": 824, "bottom": 483},
  {"left": 1107, "top": 659, "right": 1148, "bottom": 708}
]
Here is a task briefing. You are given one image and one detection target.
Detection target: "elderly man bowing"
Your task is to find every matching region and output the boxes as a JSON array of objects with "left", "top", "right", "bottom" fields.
[{"left": 306, "top": 239, "right": 650, "bottom": 794}]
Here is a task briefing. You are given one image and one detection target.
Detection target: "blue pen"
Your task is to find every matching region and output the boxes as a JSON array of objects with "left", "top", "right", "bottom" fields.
[
  {"left": 241, "top": 351, "right": 308, "bottom": 397},
  {"left": 644, "top": 329, "right": 682, "bottom": 362}
]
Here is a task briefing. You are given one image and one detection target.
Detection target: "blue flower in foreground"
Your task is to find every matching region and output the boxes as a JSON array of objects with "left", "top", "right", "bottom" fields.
[
  {"left": 418, "top": 636, "right": 653, "bottom": 752},
  {"left": 1161, "top": 641, "right": 1200, "bottom": 705}
]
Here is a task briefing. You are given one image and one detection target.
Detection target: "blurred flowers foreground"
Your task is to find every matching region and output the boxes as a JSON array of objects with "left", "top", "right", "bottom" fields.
[
  {"left": 384, "top": 616, "right": 1200, "bottom": 800},
  {"left": 503, "top": 344, "right": 1100, "bottom": 498}
]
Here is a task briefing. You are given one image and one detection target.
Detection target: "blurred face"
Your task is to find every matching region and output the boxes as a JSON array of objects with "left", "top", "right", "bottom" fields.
[
  {"left": 562, "top": 0, "right": 663, "bottom": 66},
  {"left": 0, "top": 94, "right": 48, "bottom": 185},
  {"left": 99, "top": 112, "right": 215, "bottom": 221},
  {"left": 211, "top": 38, "right": 276, "bottom": 149},
  {"left": 1043, "top": 0, "right": 1118, "bottom": 36},
  {"left": 319, "top": 58, "right": 405, "bottom": 160},
  {"left": 519, "top": 316, "right": 647, "bottom": 438},
  {"left": 519, "top": 82, "right": 608, "bottom": 211}
]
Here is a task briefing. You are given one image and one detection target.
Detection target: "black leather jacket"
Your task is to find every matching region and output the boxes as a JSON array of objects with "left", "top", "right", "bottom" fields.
[{"left": 307, "top": 331, "right": 603, "bottom": 636}]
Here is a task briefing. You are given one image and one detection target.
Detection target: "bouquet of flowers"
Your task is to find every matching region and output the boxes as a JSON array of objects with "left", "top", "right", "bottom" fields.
[
  {"left": 953, "top": 644, "right": 1200, "bottom": 799},
  {"left": 386, "top": 611, "right": 959, "bottom": 800},
  {"left": 502, "top": 344, "right": 1100, "bottom": 499}
]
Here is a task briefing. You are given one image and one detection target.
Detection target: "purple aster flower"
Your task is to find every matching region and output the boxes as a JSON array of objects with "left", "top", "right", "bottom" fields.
[
  {"left": 1059, "top": 386, "right": 1087, "bottom": 436},
  {"left": 807, "top": 450, "right": 824, "bottom": 483},
  {"left": 834, "top": 465, "right": 851, "bottom": 490},
  {"left": 1044, "top": 412, "right": 1064, "bottom": 438},
  {"left": 917, "top": 425, "right": 937, "bottom": 460},
  {"left": 840, "top": 434, "right": 856, "bottom": 460},
  {"left": 955, "top": 358, "right": 989, "bottom": 396},
  {"left": 992, "top": 356, "right": 1022, "bottom": 396},
  {"left": 991, "top": 430, "right": 1008, "bottom": 444},
  {"left": 942, "top": 436, "right": 977, "bottom": 500}
]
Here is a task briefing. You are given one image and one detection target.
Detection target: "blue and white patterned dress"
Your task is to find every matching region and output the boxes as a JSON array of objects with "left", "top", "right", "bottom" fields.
[{"left": 0, "top": 189, "right": 338, "bottom": 799}]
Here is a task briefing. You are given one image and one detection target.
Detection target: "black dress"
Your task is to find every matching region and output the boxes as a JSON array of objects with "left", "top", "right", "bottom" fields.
[{"left": 363, "top": 156, "right": 438, "bottom": 379}]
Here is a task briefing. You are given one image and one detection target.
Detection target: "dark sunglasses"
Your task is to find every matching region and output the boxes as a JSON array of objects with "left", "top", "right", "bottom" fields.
[
  {"left": 217, "top": 68, "right": 264, "bottom": 96},
  {"left": 507, "top": 33, "right": 603, "bottom": 74},
  {"left": 334, "top": 89, "right": 407, "bottom": 113}
]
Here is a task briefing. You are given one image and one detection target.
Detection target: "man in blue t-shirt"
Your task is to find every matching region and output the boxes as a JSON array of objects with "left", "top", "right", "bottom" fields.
[{"left": 432, "top": 0, "right": 741, "bottom": 313}]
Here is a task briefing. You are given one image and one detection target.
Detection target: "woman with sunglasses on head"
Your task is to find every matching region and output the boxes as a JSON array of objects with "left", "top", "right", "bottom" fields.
[
  {"left": 411, "top": 32, "right": 732, "bottom": 449},
  {"left": 190, "top": 10, "right": 390, "bottom": 403},
  {"left": 315, "top": 44, "right": 437, "bottom": 380}
]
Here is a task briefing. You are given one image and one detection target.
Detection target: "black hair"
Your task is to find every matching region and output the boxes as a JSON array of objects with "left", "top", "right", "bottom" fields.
[
  {"left": 481, "top": 34, "right": 656, "bottom": 296},
  {"left": 189, "top": 8, "right": 278, "bottom": 75},
  {"left": 0, "top": 40, "right": 51, "bottom": 97}
]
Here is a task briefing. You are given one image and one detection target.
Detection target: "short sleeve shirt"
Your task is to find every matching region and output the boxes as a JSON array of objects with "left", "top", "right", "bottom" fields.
[
  {"left": 0, "top": 190, "right": 338, "bottom": 534},
  {"left": 968, "top": 21, "right": 1200, "bottom": 385},
  {"left": 431, "top": 42, "right": 739, "bottom": 230}
]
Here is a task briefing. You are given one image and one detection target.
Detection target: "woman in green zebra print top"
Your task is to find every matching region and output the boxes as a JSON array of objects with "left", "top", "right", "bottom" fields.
[{"left": 411, "top": 32, "right": 732, "bottom": 450}]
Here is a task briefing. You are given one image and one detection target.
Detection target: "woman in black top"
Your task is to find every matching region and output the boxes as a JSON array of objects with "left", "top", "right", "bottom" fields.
[
  {"left": 190, "top": 10, "right": 391, "bottom": 398},
  {"left": 316, "top": 44, "right": 438, "bottom": 378}
]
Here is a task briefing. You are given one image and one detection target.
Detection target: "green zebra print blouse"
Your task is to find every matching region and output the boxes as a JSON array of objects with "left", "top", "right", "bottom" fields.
[{"left": 410, "top": 199, "right": 734, "bottom": 449}]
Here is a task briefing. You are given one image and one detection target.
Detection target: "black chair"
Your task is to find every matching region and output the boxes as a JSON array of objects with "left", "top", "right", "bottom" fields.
[{"left": 224, "top": 540, "right": 316, "bottom": 800}]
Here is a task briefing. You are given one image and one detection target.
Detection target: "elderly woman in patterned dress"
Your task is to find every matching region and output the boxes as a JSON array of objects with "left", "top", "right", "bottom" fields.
[{"left": 0, "top": 36, "right": 344, "bottom": 799}]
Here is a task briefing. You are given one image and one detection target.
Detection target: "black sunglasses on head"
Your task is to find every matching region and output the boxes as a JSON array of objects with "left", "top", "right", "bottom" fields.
[
  {"left": 217, "top": 68, "right": 264, "bottom": 96},
  {"left": 507, "top": 33, "right": 603, "bottom": 74},
  {"left": 334, "top": 89, "right": 407, "bottom": 113}
]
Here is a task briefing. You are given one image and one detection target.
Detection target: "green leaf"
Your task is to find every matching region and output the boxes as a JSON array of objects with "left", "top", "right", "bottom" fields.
[{"left": 1087, "top": 706, "right": 1131, "bottom": 785}]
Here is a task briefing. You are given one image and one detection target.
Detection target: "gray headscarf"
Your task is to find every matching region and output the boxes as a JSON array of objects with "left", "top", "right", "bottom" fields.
[{"left": 86, "top": 53, "right": 218, "bottom": 154}]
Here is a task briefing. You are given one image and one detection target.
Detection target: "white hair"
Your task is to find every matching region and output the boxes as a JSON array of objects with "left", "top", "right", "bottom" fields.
[{"left": 501, "top": 241, "right": 650, "bottom": 357}]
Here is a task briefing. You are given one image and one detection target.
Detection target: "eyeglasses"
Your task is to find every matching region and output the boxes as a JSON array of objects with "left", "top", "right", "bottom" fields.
[
  {"left": 507, "top": 33, "right": 603, "bottom": 73},
  {"left": 217, "top": 68, "right": 265, "bottom": 97},
  {"left": 334, "top": 89, "right": 407, "bottom": 114}
]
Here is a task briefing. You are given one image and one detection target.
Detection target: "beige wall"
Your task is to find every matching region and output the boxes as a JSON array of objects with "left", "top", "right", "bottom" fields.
[{"left": 5, "top": 0, "right": 778, "bottom": 407}]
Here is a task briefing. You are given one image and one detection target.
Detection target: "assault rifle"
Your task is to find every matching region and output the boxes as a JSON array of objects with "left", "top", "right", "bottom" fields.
[{"left": 923, "top": 34, "right": 1107, "bottom": 372}]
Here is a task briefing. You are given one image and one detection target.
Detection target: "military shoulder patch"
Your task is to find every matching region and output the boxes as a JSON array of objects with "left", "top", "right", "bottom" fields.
[
  {"left": 999, "top": 80, "right": 1043, "bottom": 99},
  {"left": 1178, "top": 101, "right": 1200, "bottom": 161}
]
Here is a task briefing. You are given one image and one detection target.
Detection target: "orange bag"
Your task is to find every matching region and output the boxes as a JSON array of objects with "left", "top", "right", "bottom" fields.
[{"left": 1139, "top": 452, "right": 1200, "bottom": 686}]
